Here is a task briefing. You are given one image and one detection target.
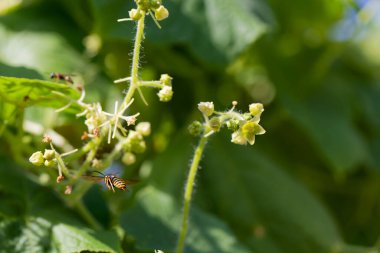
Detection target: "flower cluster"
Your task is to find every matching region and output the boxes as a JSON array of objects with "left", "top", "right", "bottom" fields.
[
  {"left": 189, "top": 101, "right": 266, "bottom": 145},
  {"left": 121, "top": 122, "right": 151, "bottom": 165},
  {"left": 78, "top": 99, "right": 140, "bottom": 144},
  {"left": 29, "top": 135, "right": 78, "bottom": 183},
  {"left": 157, "top": 74, "right": 173, "bottom": 102},
  {"left": 128, "top": 0, "right": 169, "bottom": 23}
]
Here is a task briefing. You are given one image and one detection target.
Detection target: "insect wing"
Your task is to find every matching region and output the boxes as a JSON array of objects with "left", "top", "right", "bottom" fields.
[{"left": 81, "top": 175, "right": 104, "bottom": 183}]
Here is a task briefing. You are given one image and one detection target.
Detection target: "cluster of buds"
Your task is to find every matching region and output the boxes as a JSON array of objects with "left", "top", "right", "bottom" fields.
[
  {"left": 29, "top": 135, "right": 77, "bottom": 183},
  {"left": 128, "top": 0, "right": 169, "bottom": 22},
  {"left": 157, "top": 74, "right": 173, "bottom": 102},
  {"left": 121, "top": 122, "right": 151, "bottom": 165},
  {"left": 189, "top": 101, "right": 266, "bottom": 145},
  {"left": 29, "top": 149, "right": 56, "bottom": 168}
]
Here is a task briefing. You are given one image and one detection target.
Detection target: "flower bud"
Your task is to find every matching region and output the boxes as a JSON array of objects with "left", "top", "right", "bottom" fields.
[
  {"left": 126, "top": 131, "right": 146, "bottom": 153},
  {"left": 241, "top": 122, "right": 256, "bottom": 145},
  {"left": 188, "top": 121, "right": 203, "bottom": 136},
  {"left": 198, "top": 102, "right": 214, "bottom": 117},
  {"left": 160, "top": 74, "right": 172, "bottom": 86},
  {"left": 91, "top": 159, "right": 103, "bottom": 169},
  {"left": 249, "top": 103, "right": 264, "bottom": 116},
  {"left": 129, "top": 8, "right": 143, "bottom": 21},
  {"left": 243, "top": 113, "right": 252, "bottom": 121},
  {"left": 65, "top": 185, "right": 72, "bottom": 195},
  {"left": 154, "top": 5, "right": 169, "bottom": 21},
  {"left": 133, "top": 140, "right": 146, "bottom": 154},
  {"left": 157, "top": 86, "right": 173, "bottom": 102},
  {"left": 43, "top": 149, "right": 55, "bottom": 160},
  {"left": 29, "top": 151, "right": 44, "bottom": 166},
  {"left": 208, "top": 117, "right": 221, "bottom": 132},
  {"left": 150, "top": 0, "right": 162, "bottom": 9},
  {"left": 122, "top": 152, "right": 136, "bottom": 165},
  {"left": 44, "top": 159, "right": 56, "bottom": 168},
  {"left": 56, "top": 175, "right": 64, "bottom": 183},
  {"left": 42, "top": 134, "right": 52, "bottom": 143},
  {"left": 136, "top": 122, "right": 151, "bottom": 136},
  {"left": 231, "top": 131, "right": 247, "bottom": 145},
  {"left": 226, "top": 119, "right": 239, "bottom": 131}
]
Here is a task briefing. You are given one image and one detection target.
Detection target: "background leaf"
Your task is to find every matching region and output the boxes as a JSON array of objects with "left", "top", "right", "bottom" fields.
[{"left": 121, "top": 185, "right": 251, "bottom": 253}]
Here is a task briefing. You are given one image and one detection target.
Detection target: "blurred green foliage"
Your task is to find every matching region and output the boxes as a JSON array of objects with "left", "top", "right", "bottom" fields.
[{"left": 1, "top": 0, "right": 380, "bottom": 252}]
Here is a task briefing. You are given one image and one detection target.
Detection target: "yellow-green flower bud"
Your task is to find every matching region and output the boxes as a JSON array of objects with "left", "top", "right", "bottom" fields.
[
  {"left": 198, "top": 102, "right": 214, "bottom": 117},
  {"left": 39, "top": 173, "right": 50, "bottom": 185},
  {"left": 241, "top": 122, "right": 256, "bottom": 145},
  {"left": 44, "top": 159, "right": 56, "bottom": 168},
  {"left": 150, "top": 0, "right": 162, "bottom": 9},
  {"left": 129, "top": 8, "right": 143, "bottom": 21},
  {"left": 133, "top": 140, "right": 146, "bottom": 154},
  {"left": 160, "top": 74, "right": 172, "bottom": 86},
  {"left": 157, "top": 86, "right": 173, "bottom": 102},
  {"left": 91, "top": 159, "right": 103, "bottom": 169},
  {"left": 231, "top": 130, "right": 247, "bottom": 145},
  {"left": 29, "top": 151, "right": 44, "bottom": 166},
  {"left": 136, "top": 122, "right": 151, "bottom": 136},
  {"left": 43, "top": 149, "right": 55, "bottom": 160},
  {"left": 126, "top": 131, "right": 146, "bottom": 153},
  {"left": 243, "top": 113, "right": 252, "bottom": 121},
  {"left": 226, "top": 119, "right": 239, "bottom": 131},
  {"left": 249, "top": 103, "right": 264, "bottom": 116},
  {"left": 209, "top": 117, "right": 221, "bottom": 132},
  {"left": 154, "top": 5, "right": 169, "bottom": 21},
  {"left": 122, "top": 152, "right": 136, "bottom": 165},
  {"left": 188, "top": 121, "right": 203, "bottom": 136}
]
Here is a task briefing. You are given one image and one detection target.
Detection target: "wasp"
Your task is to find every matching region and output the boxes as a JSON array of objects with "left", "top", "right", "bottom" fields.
[
  {"left": 50, "top": 72, "right": 74, "bottom": 84},
  {"left": 81, "top": 171, "right": 137, "bottom": 192}
]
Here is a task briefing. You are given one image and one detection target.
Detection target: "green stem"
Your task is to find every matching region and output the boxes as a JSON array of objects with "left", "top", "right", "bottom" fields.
[
  {"left": 74, "top": 200, "right": 102, "bottom": 230},
  {"left": 138, "top": 80, "right": 163, "bottom": 89},
  {"left": 175, "top": 135, "right": 208, "bottom": 253},
  {"left": 122, "top": 11, "right": 146, "bottom": 107}
]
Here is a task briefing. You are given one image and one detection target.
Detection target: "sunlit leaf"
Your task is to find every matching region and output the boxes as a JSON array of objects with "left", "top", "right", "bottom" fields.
[
  {"left": 0, "top": 76, "right": 82, "bottom": 112},
  {"left": 52, "top": 224, "right": 122, "bottom": 253}
]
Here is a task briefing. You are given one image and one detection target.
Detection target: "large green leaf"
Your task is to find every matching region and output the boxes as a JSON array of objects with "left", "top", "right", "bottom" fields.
[
  {"left": 202, "top": 139, "right": 342, "bottom": 253},
  {"left": 52, "top": 223, "right": 122, "bottom": 253},
  {"left": 283, "top": 82, "right": 369, "bottom": 174},
  {"left": 0, "top": 216, "right": 52, "bottom": 253},
  {"left": 121, "top": 185, "right": 251, "bottom": 253},
  {"left": 0, "top": 76, "right": 82, "bottom": 112}
]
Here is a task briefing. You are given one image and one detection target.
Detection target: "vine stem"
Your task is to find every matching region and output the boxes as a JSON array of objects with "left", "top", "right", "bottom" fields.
[
  {"left": 175, "top": 135, "right": 208, "bottom": 253},
  {"left": 122, "top": 11, "right": 146, "bottom": 107}
]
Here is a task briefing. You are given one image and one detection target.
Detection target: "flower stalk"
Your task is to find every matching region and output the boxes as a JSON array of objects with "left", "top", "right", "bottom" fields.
[{"left": 175, "top": 135, "right": 208, "bottom": 253}]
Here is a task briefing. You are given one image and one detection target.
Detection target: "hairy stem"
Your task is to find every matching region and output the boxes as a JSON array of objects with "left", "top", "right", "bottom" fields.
[
  {"left": 123, "top": 11, "right": 146, "bottom": 107},
  {"left": 175, "top": 135, "right": 208, "bottom": 253}
]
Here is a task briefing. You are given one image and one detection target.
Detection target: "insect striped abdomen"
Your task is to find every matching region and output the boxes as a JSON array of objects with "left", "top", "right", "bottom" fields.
[{"left": 111, "top": 176, "right": 127, "bottom": 190}]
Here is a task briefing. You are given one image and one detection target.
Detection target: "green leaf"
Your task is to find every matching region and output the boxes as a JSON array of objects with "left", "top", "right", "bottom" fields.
[
  {"left": 52, "top": 223, "right": 122, "bottom": 253},
  {"left": 284, "top": 84, "right": 369, "bottom": 174},
  {"left": 0, "top": 76, "right": 82, "bottom": 112},
  {"left": 0, "top": 216, "right": 52, "bottom": 253},
  {"left": 121, "top": 185, "right": 251, "bottom": 253},
  {"left": 202, "top": 139, "right": 342, "bottom": 253}
]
